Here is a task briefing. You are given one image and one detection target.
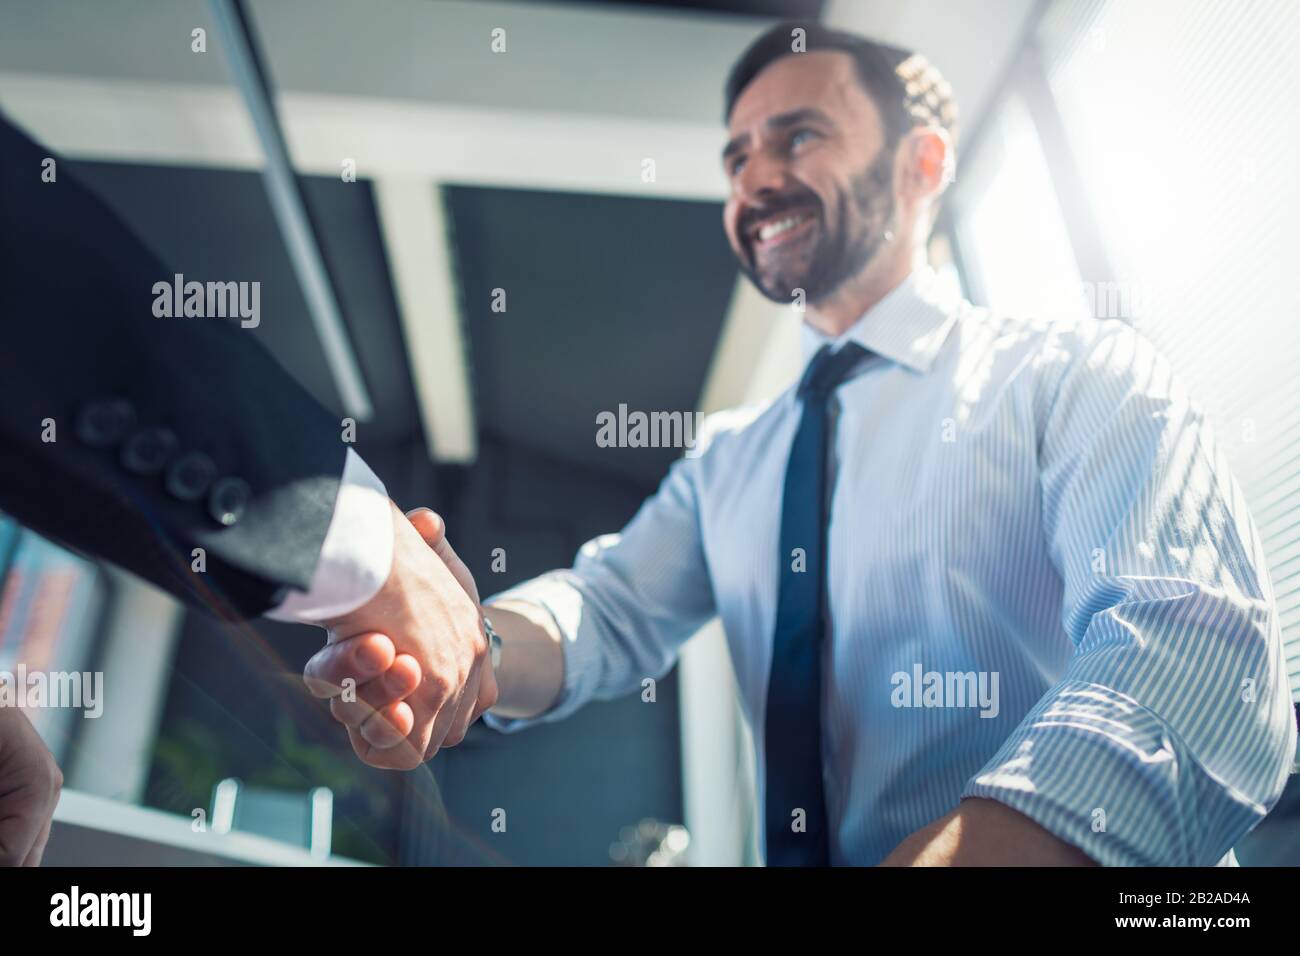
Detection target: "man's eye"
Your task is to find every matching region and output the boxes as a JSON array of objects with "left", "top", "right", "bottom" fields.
[
  {"left": 730, "top": 156, "right": 747, "bottom": 176},
  {"left": 790, "top": 129, "right": 816, "bottom": 150}
]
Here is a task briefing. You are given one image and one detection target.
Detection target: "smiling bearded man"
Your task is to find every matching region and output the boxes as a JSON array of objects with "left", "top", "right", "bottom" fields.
[{"left": 311, "top": 22, "right": 1295, "bottom": 869}]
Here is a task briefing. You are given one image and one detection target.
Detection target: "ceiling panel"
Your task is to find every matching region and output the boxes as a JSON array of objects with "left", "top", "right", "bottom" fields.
[{"left": 448, "top": 185, "right": 738, "bottom": 486}]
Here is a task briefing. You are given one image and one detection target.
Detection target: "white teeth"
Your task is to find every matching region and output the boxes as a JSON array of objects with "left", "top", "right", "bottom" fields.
[{"left": 757, "top": 215, "right": 807, "bottom": 241}]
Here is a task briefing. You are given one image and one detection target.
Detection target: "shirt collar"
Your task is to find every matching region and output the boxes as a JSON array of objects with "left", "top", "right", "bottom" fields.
[{"left": 798, "top": 266, "right": 962, "bottom": 375}]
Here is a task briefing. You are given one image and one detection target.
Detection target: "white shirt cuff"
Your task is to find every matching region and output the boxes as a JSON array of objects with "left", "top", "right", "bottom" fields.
[{"left": 264, "top": 448, "right": 393, "bottom": 623}]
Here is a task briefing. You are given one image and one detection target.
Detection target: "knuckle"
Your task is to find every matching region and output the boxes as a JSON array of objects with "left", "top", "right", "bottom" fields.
[
  {"left": 31, "top": 760, "right": 61, "bottom": 801},
  {"left": 425, "top": 673, "right": 453, "bottom": 701}
]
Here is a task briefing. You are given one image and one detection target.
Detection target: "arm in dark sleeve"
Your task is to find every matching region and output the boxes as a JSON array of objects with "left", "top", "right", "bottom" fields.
[{"left": 0, "top": 113, "right": 347, "bottom": 619}]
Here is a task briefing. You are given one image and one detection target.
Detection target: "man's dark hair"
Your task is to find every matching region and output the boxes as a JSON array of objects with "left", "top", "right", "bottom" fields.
[{"left": 724, "top": 22, "right": 959, "bottom": 150}]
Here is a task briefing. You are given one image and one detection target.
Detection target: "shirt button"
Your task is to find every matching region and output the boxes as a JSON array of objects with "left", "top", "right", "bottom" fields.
[
  {"left": 164, "top": 451, "right": 217, "bottom": 502},
  {"left": 120, "top": 427, "right": 178, "bottom": 476},
  {"left": 75, "top": 399, "right": 136, "bottom": 448},
  {"left": 207, "top": 476, "right": 250, "bottom": 527}
]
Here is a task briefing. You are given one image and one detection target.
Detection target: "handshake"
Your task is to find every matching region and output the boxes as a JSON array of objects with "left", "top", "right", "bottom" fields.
[{"left": 301, "top": 503, "right": 496, "bottom": 770}]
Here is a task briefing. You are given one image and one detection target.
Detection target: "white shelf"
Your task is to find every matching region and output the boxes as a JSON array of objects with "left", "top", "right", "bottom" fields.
[{"left": 45, "top": 789, "right": 371, "bottom": 867}]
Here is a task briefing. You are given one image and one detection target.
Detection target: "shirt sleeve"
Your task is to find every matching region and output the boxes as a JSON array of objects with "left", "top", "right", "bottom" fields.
[
  {"left": 482, "top": 451, "right": 716, "bottom": 733},
  {"left": 264, "top": 448, "right": 394, "bottom": 623},
  {"left": 961, "top": 321, "right": 1297, "bottom": 866}
]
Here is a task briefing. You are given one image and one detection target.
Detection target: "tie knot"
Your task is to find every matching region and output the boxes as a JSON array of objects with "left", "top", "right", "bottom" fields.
[{"left": 798, "top": 342, "right": 868, "bottom": 400}]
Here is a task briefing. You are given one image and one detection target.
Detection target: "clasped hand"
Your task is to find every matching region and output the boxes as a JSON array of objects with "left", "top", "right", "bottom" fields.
[{"left": 302, "top": 504, "right": 493, "bottom": 770}]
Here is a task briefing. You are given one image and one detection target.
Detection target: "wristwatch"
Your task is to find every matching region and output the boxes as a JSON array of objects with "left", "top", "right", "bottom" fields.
[{"left": 483, "top": 612, "right": 503, "bottom": 670}]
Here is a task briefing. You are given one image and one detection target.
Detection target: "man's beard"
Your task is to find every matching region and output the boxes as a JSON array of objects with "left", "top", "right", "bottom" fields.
[{"left": 739, "top": 151, "right": 896, "bottom": 305}]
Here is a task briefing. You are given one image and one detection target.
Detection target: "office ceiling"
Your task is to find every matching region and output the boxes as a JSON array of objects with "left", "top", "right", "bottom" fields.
[{"left": 532, "top": 0, "right": 825, "bottom": 18}]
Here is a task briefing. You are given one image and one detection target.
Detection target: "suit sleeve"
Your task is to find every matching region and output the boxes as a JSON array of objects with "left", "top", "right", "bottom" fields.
[{"left": 0, "top": 113, "right": 350, "bottom": 619}]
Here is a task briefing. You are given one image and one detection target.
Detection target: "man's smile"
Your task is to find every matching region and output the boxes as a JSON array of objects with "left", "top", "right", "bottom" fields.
[{"left": 747, "top": 207, "right": 819, "bottom": 257}]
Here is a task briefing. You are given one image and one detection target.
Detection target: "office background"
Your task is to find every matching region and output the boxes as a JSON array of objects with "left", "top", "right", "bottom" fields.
[{"left": 0, "top": 0, "right": 1296, "bottom": 865}]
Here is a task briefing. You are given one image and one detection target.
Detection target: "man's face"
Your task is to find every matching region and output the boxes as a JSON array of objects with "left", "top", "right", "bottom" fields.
[{"left": 722, "top": 51, "right": 897, "bottom": 304}]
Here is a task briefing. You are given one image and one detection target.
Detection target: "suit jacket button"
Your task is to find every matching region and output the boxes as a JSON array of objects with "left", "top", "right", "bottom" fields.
[
  {"left": 165, "top": 451, "right": 217, "bottom": 502},
  {"left": 208, "top": 476, "right": 250, "bottom": 526},
  {"left": 120, "top": 427, "right": 178, "bottom": 475},
  {"left": 75, "top": 399, "right": 135, "bottom": 448}
]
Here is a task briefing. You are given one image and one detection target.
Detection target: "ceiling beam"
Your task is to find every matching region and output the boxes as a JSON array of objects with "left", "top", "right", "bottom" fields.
[
  {"left": 372, "top": 179, "right": 476, "bottom": 464},
  {"left": 0, "top": 72, "right": 729, "bottom": 200},
  {"left": 209, "top": 0, "right": 374, "bottom": 421}
]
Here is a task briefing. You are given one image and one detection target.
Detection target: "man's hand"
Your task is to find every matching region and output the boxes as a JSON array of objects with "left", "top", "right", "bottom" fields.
[
  {"left": 312, "top": 509, "right": 565, "bottom": 735},
  {"left": 302, "top": 502, "right": 497, "bottom": 770},
  {"left": 0, "top": 705, "right": 62, "bottom": 866}
]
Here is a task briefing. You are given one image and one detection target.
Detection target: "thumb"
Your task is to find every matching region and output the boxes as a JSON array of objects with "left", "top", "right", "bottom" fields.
[{"left": 406, "top": 508, "right": 481, "bottom": 605}]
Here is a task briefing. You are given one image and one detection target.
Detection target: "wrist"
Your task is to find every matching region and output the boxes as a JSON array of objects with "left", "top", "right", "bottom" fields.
[
  {"left": 482, "top": 611, "right": 503, "bottom": 670},
  {"left": 266, "top": 454, "right": 394, "bottom": 624}
]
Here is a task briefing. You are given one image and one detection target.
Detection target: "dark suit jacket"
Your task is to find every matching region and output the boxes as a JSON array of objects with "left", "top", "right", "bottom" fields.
[{"left": 0, "top": 113, "right": 350, "bottom": 619}]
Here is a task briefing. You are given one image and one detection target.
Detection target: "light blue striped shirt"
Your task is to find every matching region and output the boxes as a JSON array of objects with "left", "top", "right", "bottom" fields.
[{"left": 484, "top": 267, "right": 1297, "bottom": 866}]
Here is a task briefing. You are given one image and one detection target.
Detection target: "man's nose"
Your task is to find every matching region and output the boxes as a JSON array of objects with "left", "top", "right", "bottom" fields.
[{"left": 733, "top": 151, "right": 788, "bottom": 206}]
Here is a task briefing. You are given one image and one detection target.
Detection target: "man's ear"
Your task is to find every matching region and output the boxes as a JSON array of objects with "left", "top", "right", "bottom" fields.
[{"left": 902, "top": 126, "right": 955, "bottom": 199}]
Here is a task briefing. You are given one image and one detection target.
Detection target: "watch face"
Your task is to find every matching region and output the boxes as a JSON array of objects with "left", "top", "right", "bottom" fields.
[{"left": 484, "top": 616, "right": 502, "bottom": 669}]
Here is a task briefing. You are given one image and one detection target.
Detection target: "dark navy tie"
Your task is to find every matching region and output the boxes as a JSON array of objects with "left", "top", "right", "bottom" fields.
[{"left": 765, "top": 341, "right": 868, "bottom": 867}]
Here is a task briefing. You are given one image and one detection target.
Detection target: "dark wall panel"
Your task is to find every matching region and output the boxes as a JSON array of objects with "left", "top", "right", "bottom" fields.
[{"left": 448, "top": 184, "right": 737, "bottom": 485}]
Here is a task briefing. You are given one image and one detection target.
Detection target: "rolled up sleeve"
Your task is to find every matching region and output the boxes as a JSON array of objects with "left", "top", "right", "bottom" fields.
[
  {"left": 962, "top": 322, "right": 1297, "bottom": 865},
  {"left": 482, "top": 452, "right": 716, "bottom": 733}
]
